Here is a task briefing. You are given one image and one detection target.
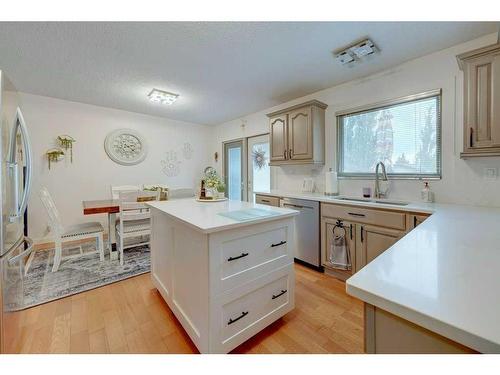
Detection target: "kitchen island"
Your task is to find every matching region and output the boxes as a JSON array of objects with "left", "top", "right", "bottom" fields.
[{"left": 147, "top": 198, "right": 299, "bottom": 353}]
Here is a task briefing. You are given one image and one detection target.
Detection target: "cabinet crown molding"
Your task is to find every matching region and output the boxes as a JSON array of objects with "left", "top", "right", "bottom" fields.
[
  {"left": 456, "top": 42, "right": 500, "bottom": 70},
  {"left": 266, "top": 100, "right": 328, "bottom": 118}
]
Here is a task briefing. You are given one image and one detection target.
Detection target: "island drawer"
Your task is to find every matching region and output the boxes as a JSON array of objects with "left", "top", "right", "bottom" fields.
[
  {"left": 209, "top": 219, "right": 294, "bottom": 293},
  {"left": 321, "top": 203, "right": 406, "bottom": 230},
  {"left": 211, "top": 264, "right": 294, "bottom": 352},
  {"left": 255, "top": 195, "right": 280, "bottom": 207}
]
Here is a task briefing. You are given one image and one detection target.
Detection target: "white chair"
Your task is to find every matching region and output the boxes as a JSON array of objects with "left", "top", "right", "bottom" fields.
[
  {"left": 110, "top": 185, "right": 140, "bottom": 200},
  {"left": 142, "top": 184, "right": 169, "bottom": 200},
  {"left": 115, "top": 190, "right": 157, "bottom": 265},
  {"left": 39, "top": 187, "right": 105, "bottom": 272},
  {"left": 168, "top": 188, "right": 195, "bottom": 199}
]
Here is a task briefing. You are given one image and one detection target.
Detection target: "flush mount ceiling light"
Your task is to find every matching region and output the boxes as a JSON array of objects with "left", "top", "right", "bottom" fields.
[
  {"left": 148, "top": 89, "right": 179, "bottom": 105},
  {"left": 336, "top": 51, "right": 355, "bottom": 65},
  {"left": 335, "top": 38, "right": 377, "bottom": 66}
]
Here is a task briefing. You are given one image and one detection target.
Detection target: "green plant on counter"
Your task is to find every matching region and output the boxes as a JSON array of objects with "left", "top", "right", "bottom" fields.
[
  {"left": 204, "top": 168, "right": 222, "bottom": 189},
  {"left": 216, "top": 181, "right": 226, "bottom": 193}
]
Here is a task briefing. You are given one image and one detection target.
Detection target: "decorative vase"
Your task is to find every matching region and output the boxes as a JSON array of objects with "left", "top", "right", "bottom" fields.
[{"left": 206, "top": 187, "right": 216, "bottom": 198}]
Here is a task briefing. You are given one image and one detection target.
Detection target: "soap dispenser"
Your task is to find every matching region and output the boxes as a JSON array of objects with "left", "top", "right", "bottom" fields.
[{"left": 421, "top": 182, "right": 433, "bottom": 203}]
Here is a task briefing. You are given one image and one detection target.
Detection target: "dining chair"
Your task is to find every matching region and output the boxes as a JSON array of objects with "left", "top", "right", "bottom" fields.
[
  {"left": 115, "top": 190, "right": 157, "bottom": 265},
  {"left": 142, "top": 184, "right": 168, "bottom": 200},
  {"left": 38, "top": 187, "right": 105, "bottom": 272},
  {"left": 110, "top": 185, "right": 140, "bottom": 200}
]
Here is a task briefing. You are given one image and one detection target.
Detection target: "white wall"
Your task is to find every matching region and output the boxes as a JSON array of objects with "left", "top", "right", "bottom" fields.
[
  {"left": 211, "top": 32, "right": 500, "bottom": 208},
  {"left": 21, "top": 93, "right": 211, "bottom": 242}
]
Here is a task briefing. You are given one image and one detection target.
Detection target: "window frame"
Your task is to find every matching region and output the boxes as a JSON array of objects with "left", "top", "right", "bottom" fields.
[{"left": 336, "top": 89, "right": 442, "bottom": 180}]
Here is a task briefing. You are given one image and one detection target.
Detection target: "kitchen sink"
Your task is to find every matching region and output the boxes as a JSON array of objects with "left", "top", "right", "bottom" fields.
[
  {"left": 334, "top": 197, "right": 409, "bottom": 206},
  {"left": 373, "top": 200, "right": 409, "bottom": 206},
  {"left": 336, "top": 197, "right": 371, "bottom": 203}
]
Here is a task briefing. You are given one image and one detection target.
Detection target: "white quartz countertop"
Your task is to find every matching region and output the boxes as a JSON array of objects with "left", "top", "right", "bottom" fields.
[
  {"left": 147, "top": 198, "right": 298, "bottom": 234},
  {"left": 257, "top": 189, "right": 500, "bottom": 353},
  {"left": 255, "top": 189, "right": 436, "bottom": 213}
]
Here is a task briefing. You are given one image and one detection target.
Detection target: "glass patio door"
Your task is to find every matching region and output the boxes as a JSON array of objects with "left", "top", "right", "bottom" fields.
[
  {"left": 224, "top": 140, "right": 244, "bottom": 201},
  {"left": 247, "top": 134, "right": 270, "bottom": 202}
]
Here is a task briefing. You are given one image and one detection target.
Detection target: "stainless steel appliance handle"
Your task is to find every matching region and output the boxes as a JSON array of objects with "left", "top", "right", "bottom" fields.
[
  {"left": 8, "top": 108, "right": 33, "bottom": 220},
  {"left": 282, "top": 203, "right": 314, "bottom": 210},
  {"left": 8, "top": 236, "right": 34, "bottom": 265}
]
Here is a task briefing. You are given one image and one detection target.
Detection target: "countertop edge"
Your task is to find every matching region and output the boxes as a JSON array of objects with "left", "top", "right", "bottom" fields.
[
  {"left": 254, "top": 190, "right": 435, "bottom": 214},
  {"left": 149, "top": 205, "right": 299, "bottom": 234},
  {"left": 345, "top": 282, "right": 499, "bottom": 354}
]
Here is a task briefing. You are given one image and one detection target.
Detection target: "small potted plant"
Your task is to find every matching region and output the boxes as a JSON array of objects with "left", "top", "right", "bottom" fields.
[
  {"left": 216, "top": 181, "right": 226, "bottom": 199},
  {"left": 204, "top": 169, "right": 225, "bottom": 199}
]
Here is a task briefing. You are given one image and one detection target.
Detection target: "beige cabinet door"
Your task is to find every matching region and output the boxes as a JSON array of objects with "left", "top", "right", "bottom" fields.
[
  {"left": 408, "top": 213, "right": 430, "bottom": 229},
  {"left": 357, "top": 224, "right": 403, "bottom": 270},
  {"left": 255, "top": 194, "right": 280, "bottom": 207},
  {"left": 269, "top": 114, "right": 288, "bottom": 162},
  {"left": 288, "top": 106, "right": 313, "bottom": 160},
  {"left": 460, "top": 46, "right": 500, "bottom": 153},
  {"left": 322, "top": 218, "right": 356, "bottom": 277}
]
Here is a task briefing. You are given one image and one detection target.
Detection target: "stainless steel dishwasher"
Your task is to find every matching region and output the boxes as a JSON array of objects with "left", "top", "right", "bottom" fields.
[{"left": 280, "top": 197, "right": 321, "bottom": 270}]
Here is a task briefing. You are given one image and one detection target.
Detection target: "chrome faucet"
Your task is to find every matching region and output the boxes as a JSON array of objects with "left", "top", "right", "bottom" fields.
[{"left": 374, "top": 161, "right": 388, "bottom": 199}]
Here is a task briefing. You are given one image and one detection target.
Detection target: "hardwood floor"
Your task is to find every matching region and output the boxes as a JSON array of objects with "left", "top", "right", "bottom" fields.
[{"left": 8, "top": 264, "right": 363, "bottom": 354}]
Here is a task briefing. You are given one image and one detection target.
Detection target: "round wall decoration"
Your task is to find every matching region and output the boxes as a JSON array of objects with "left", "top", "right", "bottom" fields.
[{"left": 104, "top": 128, "right": 148, "bottom": 165}]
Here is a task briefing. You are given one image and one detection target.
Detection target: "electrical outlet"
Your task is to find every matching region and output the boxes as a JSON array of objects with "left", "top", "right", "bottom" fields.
[{"left": 484, "top": 167, "right": 497, "bottom": 180}]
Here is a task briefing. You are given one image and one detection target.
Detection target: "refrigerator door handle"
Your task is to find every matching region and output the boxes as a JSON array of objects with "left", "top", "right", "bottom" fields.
[
  {"left": 8, "top": 107, "right": 33, "bottom": 221},
  {"left": 8, "top": 236, "right": 34, "bottom": 265}
]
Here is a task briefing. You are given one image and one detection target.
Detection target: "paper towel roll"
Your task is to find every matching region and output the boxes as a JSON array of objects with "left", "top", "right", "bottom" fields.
[{"left": 325, "top": 169, "right": 339, "bottom": 195}]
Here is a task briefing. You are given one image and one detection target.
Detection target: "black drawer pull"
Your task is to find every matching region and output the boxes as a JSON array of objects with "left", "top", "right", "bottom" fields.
[
  {"left": 228, "top": 311, "right": 249, "bottom": 325},
  {"left": 272, "top": 289, "right": 287, "bottom": 300},
  {"left": 227, "top": 252, "right": 249, "bottom": 262},
  {"left": 348, "top": 212, "right": 366, "bottom": 217},
  {"left": 271, "top": 240, "right": 287, "bottom": 247},
  {"left": 261, "top": 199, "right": 270, "bottom": 203}
]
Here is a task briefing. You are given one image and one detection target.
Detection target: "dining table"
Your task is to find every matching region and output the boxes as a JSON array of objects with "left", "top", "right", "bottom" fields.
[{"left": 82, "top": 199, "right": 120, "bottom": 260}]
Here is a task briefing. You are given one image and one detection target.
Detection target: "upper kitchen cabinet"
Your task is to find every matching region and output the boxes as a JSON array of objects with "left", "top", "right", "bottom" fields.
[
  {"left": 269, "top": 114, "right": 288, "bottom": 162},
  {"left": 457, "top": 43, "right": 500, "bottom": 158},
  {"left": 267, "top": 100, "right": 327, "bottom": 165}
]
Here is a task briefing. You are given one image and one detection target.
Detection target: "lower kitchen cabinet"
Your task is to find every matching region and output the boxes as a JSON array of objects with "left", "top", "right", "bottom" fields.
[
  {"left": 321, "top": 202, "right": 411, "bottom": 280},
  {"left": 321, "top": 217, "right": 357, "bottom": 280},
  {"left": 255, "top": 194, "right": 281, "bottom": 207},
  {"left": 356, "top": 224, "right": 404, "bottom": 271},
  {"left": 364, "top": 304, "right": 476, "bottom": 353},
  {"left": 407, "top": 213, "right": 430, "bottom": 229}
]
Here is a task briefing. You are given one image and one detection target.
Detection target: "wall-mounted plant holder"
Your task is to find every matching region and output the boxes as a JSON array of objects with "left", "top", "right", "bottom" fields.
[
  {"left": 46, "top": 148, "right": 65, "bottom": 170},
  {"left": 57, "top": 135, "right": 76, "bottom": 162}
]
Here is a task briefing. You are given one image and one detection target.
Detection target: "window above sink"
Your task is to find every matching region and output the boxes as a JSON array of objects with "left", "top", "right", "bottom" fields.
[{"left": 336, "top": 89, "right": 442, "bottom": 180}]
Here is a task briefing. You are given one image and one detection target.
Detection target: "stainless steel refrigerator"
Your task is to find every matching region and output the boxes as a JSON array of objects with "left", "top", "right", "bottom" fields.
[{"left": 0, "top": 70, "right": 33, "bottom": 354}]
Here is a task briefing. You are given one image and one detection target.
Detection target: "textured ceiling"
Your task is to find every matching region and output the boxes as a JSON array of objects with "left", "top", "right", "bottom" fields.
[{"left": 0, "top": 22, "right": 497, "bottom": 125}]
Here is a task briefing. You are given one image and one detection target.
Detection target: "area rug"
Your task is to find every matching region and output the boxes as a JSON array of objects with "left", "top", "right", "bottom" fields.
[{"left": 19, "top": 243, "right": 150, "bottom": 309}]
